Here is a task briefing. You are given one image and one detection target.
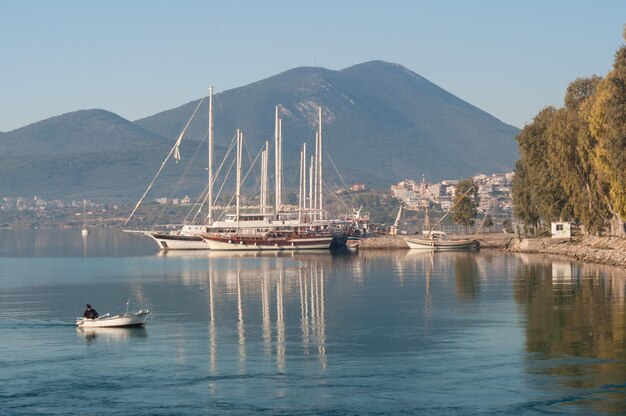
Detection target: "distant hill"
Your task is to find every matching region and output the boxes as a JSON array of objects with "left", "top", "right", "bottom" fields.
[
  {"left": 0, "top": 61, "right": 519, "bottom": 200},
  {"left": 0, "top": 110, "right": 200, "bottom": 199}
]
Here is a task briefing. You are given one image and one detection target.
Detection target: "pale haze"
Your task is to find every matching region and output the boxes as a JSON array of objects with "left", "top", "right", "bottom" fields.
[{"left": 1, "top": 0, "right": 624, "bottom": 132}]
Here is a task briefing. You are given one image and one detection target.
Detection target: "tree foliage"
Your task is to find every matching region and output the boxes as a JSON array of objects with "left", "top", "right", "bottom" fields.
[
  {"left": 512, "top": 27, "right": 626, "bottom": 236},
  {"left": 452, "top": 178, "right": 478, "bottom": 232}
]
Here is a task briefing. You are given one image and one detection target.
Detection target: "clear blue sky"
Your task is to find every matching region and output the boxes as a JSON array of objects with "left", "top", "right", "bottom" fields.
[{"left": 1, "top": 0, "right": 624, "bottom": 132}]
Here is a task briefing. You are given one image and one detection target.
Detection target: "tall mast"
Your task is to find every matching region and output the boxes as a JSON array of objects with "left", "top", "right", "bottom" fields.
[
  {"left": 207, "top": 86, "right": 214, "bottom": 224},
  {"left": 274, "top": 107, "right": 280, "bottom": 215},
  {"left": 236, "top": 129, "right": 242, "bottom": 229},
  {"left": 261, "top": 140, "right": 268, "bottom": 214},
  {"left": 309, "top": 156, "right": 314, "bottom": 214},
  {"left": 313, "top": 132, "right": 318, "bottom": 220},
  {"left": 278, "top": 118, "right": 283, "bottom": 213},
  {"left": 318, "top": 106, "right": 323, "bottom": 220},
  {"left": 298, "top": 143, "right": 306, "bottom": 222}
]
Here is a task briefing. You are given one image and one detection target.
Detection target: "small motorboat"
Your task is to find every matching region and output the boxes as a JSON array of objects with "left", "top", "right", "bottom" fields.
[{"left": 76, "top": 309, "right": 150, "bottom": 328}]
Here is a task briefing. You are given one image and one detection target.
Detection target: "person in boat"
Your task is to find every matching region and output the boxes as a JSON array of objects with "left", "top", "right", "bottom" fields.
[{"left": 83, "top": 304, "right": 99, "bottom": 319}]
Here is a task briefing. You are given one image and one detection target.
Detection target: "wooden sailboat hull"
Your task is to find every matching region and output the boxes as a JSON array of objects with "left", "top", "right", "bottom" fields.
[
  {"left": 202, "top": 234, "right": 332, "bottom": 251},
  {"left": 405, "top": 237, "right": 478, "bottom": 251}
]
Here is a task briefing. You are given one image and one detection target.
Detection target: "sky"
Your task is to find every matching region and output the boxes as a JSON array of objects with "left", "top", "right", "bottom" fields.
[{"left": 1, "top": 0, "right": 625, "bottom": 132}]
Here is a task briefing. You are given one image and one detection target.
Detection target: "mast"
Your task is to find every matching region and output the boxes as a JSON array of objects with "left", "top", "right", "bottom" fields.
[
  {"left": 309, "top": 156, "right": 314, "bottom": 214},
  {"left": 274, "top": 107, "right": 281, "bottom": 215},
  {"left": 207, "top": 86, "right": 214, "bottom": 224},
  {"left": 261, "top": 140, "right": 268, "bottom": 214},
  {"left": 318, "top": 106, "right": 323, "bottom": 220},
  {"left": 313, "top": 132, "right": 318, "bottom": 220},
  {"left": 278, "top": 118, "right": 283, "bottom": 213},
  {"left": 236, "top": 129, "right": 243, "bottom": 229},
  {"left": 299, "top": 143, "right": 307, "bottom": 222}
]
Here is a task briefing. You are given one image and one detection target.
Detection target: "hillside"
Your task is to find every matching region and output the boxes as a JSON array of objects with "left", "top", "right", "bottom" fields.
[
  {"left": 0, "top": 110, "right": 200, "bottom": 199},
  {"left": 136, "top": 60, "right": 519, "bottom": 187},
  {"left": 0, "top": 61, "right": 519, "bottom": 200}
]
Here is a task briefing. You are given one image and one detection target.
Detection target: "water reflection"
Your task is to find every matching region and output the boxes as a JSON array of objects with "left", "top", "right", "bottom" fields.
[
  {"left": 515, "top": 255, "right": 626, "bottom": 414},
  {"left": 454, "top": 253, "right": 480, "bottom": 300},
  {"left": 0, "top": 228, "right": 157, "bottom": 257},
  {"left": 77, "top": 326, "right": 148, "bottom": 343},
  {"left": 199, "top": 252, "right": 328, "bottom": 375}
]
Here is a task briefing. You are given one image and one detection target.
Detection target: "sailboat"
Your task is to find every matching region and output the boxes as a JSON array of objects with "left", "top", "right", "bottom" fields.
[
  {"left": 200, "top": 107, "right": 333, "bottom": 251},
  {"left": 404, "top": 188, "right": 479, "bottom": 251},
  {"left": 124, "top": 89, "right": 332, "bottom": 251},
  {"left": 81, "top": 199, "right": 89, "bottom": 236},
  {"left": 122, "top": 89, "right": 213, "bottom": 250}
]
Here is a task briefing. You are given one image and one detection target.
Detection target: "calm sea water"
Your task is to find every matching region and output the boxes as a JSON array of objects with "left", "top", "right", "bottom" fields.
[{"left": 0, "top": 228, "right": 625, "bottom": 415}]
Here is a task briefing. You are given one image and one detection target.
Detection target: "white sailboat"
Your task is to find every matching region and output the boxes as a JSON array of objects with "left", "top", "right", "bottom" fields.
[
  {"left": 81, "top": 199, "right": 89, "bottom": 236},
  {"left": 201, "top": 108, "right": 333, "bottom": 251},
  {"left": 122, "top": 89, "right": 213, "bottom": 250}
]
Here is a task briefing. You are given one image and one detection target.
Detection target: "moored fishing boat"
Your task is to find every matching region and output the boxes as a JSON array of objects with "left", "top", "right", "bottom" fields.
[{"left": 404, "top": 231, "right": 478, "bottom": 251}]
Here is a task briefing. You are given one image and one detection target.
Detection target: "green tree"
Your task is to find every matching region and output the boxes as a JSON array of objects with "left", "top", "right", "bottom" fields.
[
  {"left": 544, "top": 77, "right": 610, "bottom": 235},
  {"left": 483, "top": 213, "right": 494, "bottom": 232},
  {"left": 589, "top": 34, "right": 626, "bottom": 236},
  {"left": 452, "top": 178, "right": 478, "bottom": 232},
  {"left": 512, "top": 107, "right": 565, "bottom": 232}
]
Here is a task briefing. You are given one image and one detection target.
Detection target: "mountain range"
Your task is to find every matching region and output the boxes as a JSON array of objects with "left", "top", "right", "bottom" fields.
[{"left": 0, "top": 60, "right": 519, "bottom": 200}]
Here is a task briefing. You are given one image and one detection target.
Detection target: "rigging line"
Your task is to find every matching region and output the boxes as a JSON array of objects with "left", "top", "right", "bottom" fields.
[
  {"left": 154, "top": 130, "right": 209, "bottom": 228},
  {"left": 124, "top": 96, "right": 205, "bottom": 227},
  {"left": 325, "top": 150, "right": 358, "bottom": 208},
  {"left": 326, "top": 152, "right": 363, "bottom": 214},
  {"left": 191, "top": 131, "right": 238, "bottom": 224},
  {"left": 239, "top": 144, "right": 264, "bottom": 200},
  {"left": 323, "top": 180, "right": 350, "bottom": 211},
  {"left": 212, "top": 155, "right": 237, "bottom": 221}
]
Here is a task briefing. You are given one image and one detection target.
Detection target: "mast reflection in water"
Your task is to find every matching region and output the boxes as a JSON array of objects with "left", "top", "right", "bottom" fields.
[
  {"left": 1, "top": 228, "right": 625, "bottom": 415},
  {"left": 199, "top": 252, "right": 329, "bottom": 376}
]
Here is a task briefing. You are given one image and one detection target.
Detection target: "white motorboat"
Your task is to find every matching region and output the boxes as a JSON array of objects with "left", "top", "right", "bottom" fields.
[{"left": 76, "top": 309, "right": 150, "bottom": 328}]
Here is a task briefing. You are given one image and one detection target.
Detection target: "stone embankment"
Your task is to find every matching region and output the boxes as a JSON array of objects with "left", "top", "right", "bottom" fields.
[
  {"left": 506, "top": 235, "right": 626, "bottom": 267},
  {"left": 359, "top": 235, "right": 409, "bottom": 249},
  {"left": 357, "top": 233, "right": 626, "bottom": 268}
]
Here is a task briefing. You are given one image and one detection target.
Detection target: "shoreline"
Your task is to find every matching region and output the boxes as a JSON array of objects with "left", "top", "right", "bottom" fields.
[
  {"left": 358, "top": 234, "right": 626, "bottom": 268},
  {"left": 505, "top": 235, "right": 626, "bottom": 268}
]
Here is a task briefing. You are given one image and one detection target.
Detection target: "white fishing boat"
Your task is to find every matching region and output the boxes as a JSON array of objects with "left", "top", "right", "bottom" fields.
[{"left": 76, "top": 309, "right": 150, "bottom": 328}]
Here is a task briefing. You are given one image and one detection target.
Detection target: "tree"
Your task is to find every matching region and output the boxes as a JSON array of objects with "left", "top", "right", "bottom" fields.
[
  {"left": 512, "top": 107, "right": 565, "bottom": 230},
  {"left": 483, "top": 214, "right": 494, "bottom": 232},
  {"left": 452, "top": 178, "right": 478, "bottom": 233},
  {"left": 502, "top": 219, "right": 514, "bottom": 233},
  {"left": 589, "top": 38, "right": 626, "bottom": 236}
]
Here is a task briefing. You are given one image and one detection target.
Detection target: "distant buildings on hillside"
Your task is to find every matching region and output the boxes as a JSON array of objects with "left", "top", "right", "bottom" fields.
[{"left": 390, "top": 172, "right": 514, "bottom": 214}]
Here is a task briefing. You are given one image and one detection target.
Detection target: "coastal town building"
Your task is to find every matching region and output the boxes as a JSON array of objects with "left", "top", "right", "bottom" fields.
[{"left": 390, "top": 172, "right": 514, "bottom": 215}]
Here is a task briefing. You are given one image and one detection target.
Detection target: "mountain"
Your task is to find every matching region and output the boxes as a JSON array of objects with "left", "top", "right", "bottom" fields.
[
  {"left": 136, "top": 61, "right": 519, "bottom": 187},
  {"left": 0, "top": 109, "right": 199, "bottom": 199},
  {"left": 0, "top": 61, "right": 519, "bottom": 200}
]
